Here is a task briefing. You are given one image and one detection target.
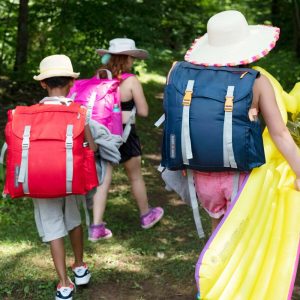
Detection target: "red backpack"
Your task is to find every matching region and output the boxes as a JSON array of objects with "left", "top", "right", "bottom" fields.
[{"left": 3, "top": 102, "right": 98, "bottom": 199}]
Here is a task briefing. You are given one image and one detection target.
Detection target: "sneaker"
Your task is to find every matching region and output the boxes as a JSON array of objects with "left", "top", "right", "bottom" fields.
[
  {"left": 141, "top": 207, "right": 164, "bottom": 229},
  {"left": 55, "top": 281, "right": 74, "bottom": 300},
  {"left": 72, "top": 263, "right": 91, "bottom": 286},
  {"left": 88, "top": 223, "right": 112, "bottom": 242}
]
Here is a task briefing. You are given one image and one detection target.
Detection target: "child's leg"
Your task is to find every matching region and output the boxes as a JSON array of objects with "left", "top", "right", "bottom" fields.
[
  {"left": 50, "top": 237, "right": 70, "bottom": 286},
  {"left": 66, "top": 201, "right": 91, "bottom": 285},
  {"left": 211, "top": 217, "right": 222, "bottom": 232},
  {"left": 92, "top": 163, "right": 113, "bottom": 225},
  {"left": 69, "top": 224, "right": 84, "bottom": 267},
  {"left": 123, "top": 156, "right": 149, "bottom": 215}
]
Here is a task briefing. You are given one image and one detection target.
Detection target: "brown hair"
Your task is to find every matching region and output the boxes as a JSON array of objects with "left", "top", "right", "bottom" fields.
[{"left": 97, "top": 54, "right": 131, "bottom": 79}]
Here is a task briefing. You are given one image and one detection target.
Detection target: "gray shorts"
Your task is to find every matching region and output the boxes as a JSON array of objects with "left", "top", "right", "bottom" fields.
[{"left": 33, "top": 196, "right": 82, "bottom": 242}]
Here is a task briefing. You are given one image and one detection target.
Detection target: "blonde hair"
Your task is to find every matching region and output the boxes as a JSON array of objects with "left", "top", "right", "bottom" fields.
[{"left": 97, "top": 55, "right": 131, "bottom": 80}]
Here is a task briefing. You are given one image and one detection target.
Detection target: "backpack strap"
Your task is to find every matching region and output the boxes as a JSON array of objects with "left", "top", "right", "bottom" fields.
[
  {"left": 65, "top": 124, "right": 74, "bottom": 194},
  {"left": 122, "top": 106, "right": 137, "bottom": 142},
  {"left": 223, "top": 86, "right": 237, "bottom": 168},
  {"left": 0, "top": 143, "right": 7, "bottom": 194},
  {"left": 120, "top": 73, "right": 135, "bottom": 81},
  {"left": 154, "top": 114, "right": 165, "bottom": 127},
  {"left": 18, "top": 125, "right": 31, "bottom": 194},
  {"left": 181, "top": 80, "right": 195, "bottom": 164},
  {"left": 231, "top": 172, "right": 240, "bottom": 201},
  {"left": 86, "top": 92, "right": 97, "bottom": 123},
  {"left": 187, "top": 169, "right": 205, "bottom": 238},
  {"left": 0, "top": 142, "right": 7, "bottom": 165}
]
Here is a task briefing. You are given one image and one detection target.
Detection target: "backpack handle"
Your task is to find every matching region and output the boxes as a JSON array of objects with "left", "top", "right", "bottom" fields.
[{"left": 96, "top": 69, "right": 112, "bottom": 80}]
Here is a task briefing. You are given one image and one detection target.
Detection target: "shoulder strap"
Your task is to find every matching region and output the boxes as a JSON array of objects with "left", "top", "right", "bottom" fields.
[
  {"left": 120, "top": 73, "right": 135, "bottom": 81},
  {"left": 166, "top": 61, "right": 178, "bottom": 84}
]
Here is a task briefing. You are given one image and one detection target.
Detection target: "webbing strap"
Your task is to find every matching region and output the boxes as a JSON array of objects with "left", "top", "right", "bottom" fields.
[
  {"left": 154, "top": 114, "right": 165, "bottom": 127},
  {"left": 86, "top": 92, "right": 97, "bottom": 123},
  {"left": 122, "top": 107, "right": 136, "bottom": 142},
  {"left": 18, "top": 125, "right": 31, "bottom": 194},
  {"left": 223, "top": 86, "right": 237, "bottom": 168},
  {"left": 181, "top": 80, "right": 194, "bottom": 164},
  {"left": 187, "top": 169, "right": 205, "bottom": 238},
  {"left": 231, "top": 172, "right": 240, "bottom": 201},
  {"left": 0, "top": 142, "right": 7, "bottom": 164},
  {"left": 66, "top": 125, "right": 74, "bottom": 194}
]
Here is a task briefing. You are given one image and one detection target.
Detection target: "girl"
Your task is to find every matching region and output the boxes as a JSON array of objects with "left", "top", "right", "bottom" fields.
[{"left": 89, "top": 38, "right": 164, "bottom": 241}]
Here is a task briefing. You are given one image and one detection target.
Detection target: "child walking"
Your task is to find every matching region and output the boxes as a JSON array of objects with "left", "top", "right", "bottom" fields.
[
  {"left": 32, "top": 54, "right": 96, "bottom": 299},
  {"left": 182, "top": 10, "right": 300, "bottom": 232},
  {"left": 89, "top": 38, "right": 164, "bottom": 241}
]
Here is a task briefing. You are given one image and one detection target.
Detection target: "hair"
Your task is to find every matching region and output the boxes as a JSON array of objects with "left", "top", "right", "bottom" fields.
[
  {"left": 97, "top": 55, "right": 131, "bottom": 79},
  {"left": 42, "top": 76, "right": 74, "bottom": 88}
]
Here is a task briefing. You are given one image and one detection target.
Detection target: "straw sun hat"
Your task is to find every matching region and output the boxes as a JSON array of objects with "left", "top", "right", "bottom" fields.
[
  {"left": 33, "top": 54, "right": 80, "bottom": 81},
  {"left": 184, "top": 10, "right": 280, "bottom": 67},
  {"left": 96, "top": 38, "right": 148, "bottom": 59}
]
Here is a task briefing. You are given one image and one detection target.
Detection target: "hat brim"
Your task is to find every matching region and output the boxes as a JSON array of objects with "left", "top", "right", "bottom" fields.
[
  {"left": 185, "top": 25, "right": 280, "bottom": 66},
  {"left": 33, "top": 71, "right": 80, "bottom": 81},
  {"left": 96, "top": 49, "right": 148, "bottom": 59}
]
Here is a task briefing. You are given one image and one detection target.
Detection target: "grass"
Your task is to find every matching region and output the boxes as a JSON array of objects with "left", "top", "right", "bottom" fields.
[
  {"left": 0, "top": 72, "right": 209, "bottom": 299},
  {"left": 1, "top": 61, "right": 299, "bottom": 299}
]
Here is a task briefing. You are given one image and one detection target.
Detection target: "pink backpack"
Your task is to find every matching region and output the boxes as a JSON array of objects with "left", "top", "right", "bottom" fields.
[{"left": 68, "top": 71, "right": 134, "bottom": 135}]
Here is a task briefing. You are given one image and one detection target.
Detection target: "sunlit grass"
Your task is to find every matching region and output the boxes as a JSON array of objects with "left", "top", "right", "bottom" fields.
[{"left": 0, "top": 71, "right": 207, "bottom": 299}]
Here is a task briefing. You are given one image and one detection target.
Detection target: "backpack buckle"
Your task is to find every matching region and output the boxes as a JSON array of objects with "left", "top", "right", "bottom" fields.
[
  {"left": 224, "top": 96, "right": 233, "bottom": 112},
  {"left": 183, "top": 91, "right": 192, "bottom": 106}
]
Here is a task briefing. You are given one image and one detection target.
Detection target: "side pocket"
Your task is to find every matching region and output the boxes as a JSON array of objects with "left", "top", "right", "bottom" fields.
[
  {"left": 83, "top": 146, "right": 99, "bottom": 192},
  {"left": 247, "top": 120, "right": 265, "bottom": 169},
  {"left": 111, "top": 110, "right": 123, "bottom": 136}
]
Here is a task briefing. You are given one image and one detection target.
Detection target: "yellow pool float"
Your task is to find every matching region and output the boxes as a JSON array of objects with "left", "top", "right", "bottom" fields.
[{"left": 196, "top": 67, "right": 300, "bottom": 300}]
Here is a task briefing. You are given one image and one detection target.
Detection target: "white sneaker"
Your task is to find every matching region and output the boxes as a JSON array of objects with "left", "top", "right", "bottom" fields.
[
  {"left": 55, "top": 280, "right": 74, "bottom": 300},
  {"left": 72, "top": 263, "right": 91, "bottom": 285}
]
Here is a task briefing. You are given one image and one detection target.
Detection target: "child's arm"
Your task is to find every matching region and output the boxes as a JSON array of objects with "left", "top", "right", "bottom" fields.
[
  {"left": 130, "top": 76, "right": 149, "bottom": 117},
  {"left": 256, "top": 74, "right": 300, "bottom": 190},
  {"left": 84, "top": 125, "right": 98, "bottom": 152}
]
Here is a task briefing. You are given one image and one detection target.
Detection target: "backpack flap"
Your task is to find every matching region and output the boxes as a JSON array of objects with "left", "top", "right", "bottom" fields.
[{"left": 11, "top": 103, "right": 86, "bottom": 141}]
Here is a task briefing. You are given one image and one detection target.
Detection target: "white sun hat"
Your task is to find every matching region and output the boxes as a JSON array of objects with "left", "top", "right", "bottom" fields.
[
  {"left": 33, "top": 54, "right": 80, "bottom": 81},
  {"left": 96, "top": 38, "right": 149, "bottom": 59},
  {"left": 184, "top": 10, "right": 280, "bottom": 67}
]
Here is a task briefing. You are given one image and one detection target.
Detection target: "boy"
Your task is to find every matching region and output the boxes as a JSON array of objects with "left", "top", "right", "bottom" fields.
[{"left": 32, "top": 54, "right": 97, "bottom": 300}]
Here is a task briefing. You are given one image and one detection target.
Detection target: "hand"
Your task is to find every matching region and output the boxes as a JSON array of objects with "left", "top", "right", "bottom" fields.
[{"left": 294, "top": 178, "right": 300, "bottom": 191}]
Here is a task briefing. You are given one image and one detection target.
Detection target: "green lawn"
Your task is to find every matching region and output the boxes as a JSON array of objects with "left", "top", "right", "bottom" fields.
[{"left": 0, "top": 73, "right": 209, "bottom": 299}]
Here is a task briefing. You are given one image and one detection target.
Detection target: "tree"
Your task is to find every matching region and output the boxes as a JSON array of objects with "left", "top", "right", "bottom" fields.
[
  {"left": 293, "top": 0, "right": 300, "bottom": 57},
  {"left": 14, "top": 0, "right": 28, "bottom": 73}
]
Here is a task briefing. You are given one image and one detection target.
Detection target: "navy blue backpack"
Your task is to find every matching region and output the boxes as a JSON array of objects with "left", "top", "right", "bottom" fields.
[{"left": 160, "top": 61, "right": 265, "bottom": 172}]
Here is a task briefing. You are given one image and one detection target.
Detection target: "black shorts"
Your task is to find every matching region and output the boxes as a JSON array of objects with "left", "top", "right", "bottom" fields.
[{"left": 119, "top": 125, "right": 142, "bottom": 163}]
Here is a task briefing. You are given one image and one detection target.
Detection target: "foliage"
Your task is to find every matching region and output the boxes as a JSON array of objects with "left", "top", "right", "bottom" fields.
[{"left": 0, "top": 0, "right": 299, "bottom": 83}]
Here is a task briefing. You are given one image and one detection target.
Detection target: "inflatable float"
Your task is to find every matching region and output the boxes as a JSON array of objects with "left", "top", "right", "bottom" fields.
[{"left": 195, "top": 67, "right": 300, "bottom": 300}]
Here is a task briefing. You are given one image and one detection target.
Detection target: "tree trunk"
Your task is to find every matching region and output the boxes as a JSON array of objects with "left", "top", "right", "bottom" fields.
[
  {"left": 293, "top": 0, "right": 300, "bottom": 58},
  {"left": 14, "top": 0, "right": 29, "bottom": 73},
  {"left": 271, "top": 0, "right": 279, "bottom": 25}
]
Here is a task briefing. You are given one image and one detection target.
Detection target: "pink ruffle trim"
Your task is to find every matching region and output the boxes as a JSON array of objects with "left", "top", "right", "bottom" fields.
[{"left": 184, "top": 26, "right": 280, "bottom": 67}]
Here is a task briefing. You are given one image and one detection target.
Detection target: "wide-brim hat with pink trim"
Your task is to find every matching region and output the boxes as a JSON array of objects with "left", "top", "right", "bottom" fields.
[
  {"left": 184, "top": 10, "right": 280, "bottom": 67},
  {"left": 96, "top": 38, "right": 148, "bottom": 59}
]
